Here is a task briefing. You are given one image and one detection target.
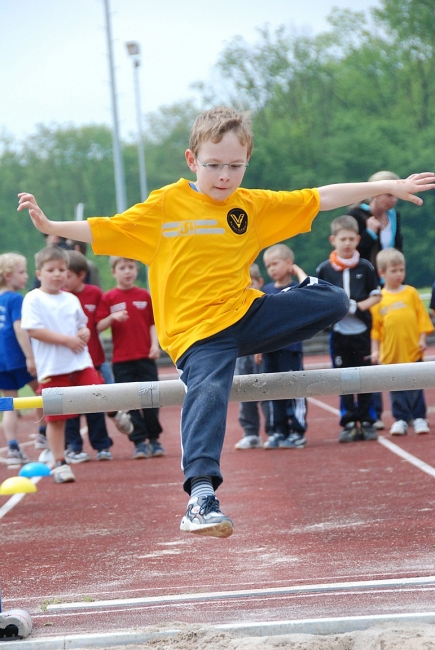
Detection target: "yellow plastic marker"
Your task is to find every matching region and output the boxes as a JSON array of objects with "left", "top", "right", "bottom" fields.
[{"left": 0, "top": 477, "right": 38, "bottom": 495}]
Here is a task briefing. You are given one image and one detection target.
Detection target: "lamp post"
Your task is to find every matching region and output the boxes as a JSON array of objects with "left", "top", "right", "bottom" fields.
[
  {"left": 102, "top": 0, "right": 127, "bottom": 213},
  {"left": 126, "top": 41, "right": 148, "bottom": 202}
]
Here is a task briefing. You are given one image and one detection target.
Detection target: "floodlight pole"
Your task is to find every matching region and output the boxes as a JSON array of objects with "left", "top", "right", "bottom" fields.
[
  {"left": 103, "top": 0, "right": 127, "bottom": 213},
  {"left": 126, "top": 41, "right": 148, "bottom": 201}
]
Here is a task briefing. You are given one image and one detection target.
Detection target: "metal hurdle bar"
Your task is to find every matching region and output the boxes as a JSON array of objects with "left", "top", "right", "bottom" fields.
[{"left": 0, "top": 362, "right": 433, "bottom": 415}]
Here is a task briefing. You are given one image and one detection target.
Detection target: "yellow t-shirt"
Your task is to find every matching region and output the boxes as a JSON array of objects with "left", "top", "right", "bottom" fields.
[
  {"left": 89, "top": 178, "right": 320, "bottom": 362},
  {"left": 371, "top": 285, "right": 434, "bottom": 364}
]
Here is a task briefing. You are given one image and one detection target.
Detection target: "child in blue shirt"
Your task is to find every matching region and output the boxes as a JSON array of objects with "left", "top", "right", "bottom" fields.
[{"left": 0, "top": 253, "right": 42, "bottom": 464}]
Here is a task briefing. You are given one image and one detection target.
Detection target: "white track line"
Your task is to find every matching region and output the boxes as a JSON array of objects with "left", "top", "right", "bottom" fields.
[
  {"left": 0, "top": 476, "right": 42, "bottom": 520},
  {"left": 46, "top": 575, "right": 435, "bottom": 610},
  {"left": 308, "top": 396, "right": 435, "bottom": 479},
  {"left": 377, "top": 435, "right": 435, "bottom": 478},
  {"left": 307, "top": 396, "right": 340, "bottom": 416}
]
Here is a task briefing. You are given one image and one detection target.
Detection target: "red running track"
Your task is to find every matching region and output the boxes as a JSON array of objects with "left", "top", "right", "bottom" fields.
[{"left": 1, "top": 358, "right": 435, "bottom": 638}]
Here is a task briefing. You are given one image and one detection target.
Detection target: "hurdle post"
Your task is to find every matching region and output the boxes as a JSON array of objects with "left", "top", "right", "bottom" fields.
[{"left": 31, "top": 361, "right": 435, "bottom": 416}]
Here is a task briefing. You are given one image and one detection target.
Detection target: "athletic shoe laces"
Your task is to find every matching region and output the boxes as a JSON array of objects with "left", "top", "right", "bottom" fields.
[{"left": 198, "top": 495, "right": 221, "bottom": 516}]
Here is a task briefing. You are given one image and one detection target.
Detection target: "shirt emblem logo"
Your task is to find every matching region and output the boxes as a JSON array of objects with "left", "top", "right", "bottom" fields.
[{"left": 227, "top": 208, "right": 248, "bottom": 235}]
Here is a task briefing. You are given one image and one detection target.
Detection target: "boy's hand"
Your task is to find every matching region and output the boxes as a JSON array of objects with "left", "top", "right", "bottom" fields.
[
  {"left": 392, "top": 173, "right": 435, "bottom": 205},
  {"left": 418, "top": 333, "right": 427, "bottom": 353},
  {"left": 148, "top": 343, "right": 161, "bottom": 360},
  {"left": 26, "top": 356, "right": 36, "bottom": 377},
  {"left": 64, "top": 335, "right": 87, "bottom": 354},
  {"left": 17, "top": 193, "right": 52, "bottom": 234},
  {"left": 111, "top": 310, "right": 129, "bottom": 323},
  {"left": 290, "top": 263, "right": 307, "bottom": 283},
  {"left": 348, "top": 299, "right": 358, "bottom": 315},
  {"left": 77, "top": 327, "right": 91, "bottom": 344}
]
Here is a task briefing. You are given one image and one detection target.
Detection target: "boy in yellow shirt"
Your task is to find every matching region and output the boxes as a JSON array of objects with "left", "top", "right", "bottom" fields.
[
  {"left": 371, "top": 248, "right": 434, "bottom": 435},
  {"left": 18, "top": 107, "right": 435, "bottom": 537}
]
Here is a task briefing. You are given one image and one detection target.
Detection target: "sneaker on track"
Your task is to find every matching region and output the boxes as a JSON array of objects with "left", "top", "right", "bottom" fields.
[
  {"left": 234, "top": 435, "right": 262, "bottom": 450},
  {"left": 34, "top": 433, "right": 49, "bottom": 449},
  {"left": 96, "top": 449, "right": 113, "bottom": 461},
  {"left": 413, "top": 418, "right": 430, "bottom": 434},
  {"left": 148, "top": 441, "right": 165, "bottom": 457},
  {"left": 51, "top": 464, "right": 76, "bottom": 484},
  {"left": 263, "top": 433, "right": 285, "bottom": 449},
  {"left": 279, "top": 433, "right": 306, "bottom": 449},
  {"left": 65, "top": 449, "right": 90, "bottom": 464},
  {"left": 339, "top": 422, "right": 363, "bottom": 443},
  {"left": 374, "top": 420, "right": 385, "bottom": 430},
  {"left": 360, "top": 422, "right": 378, "bottom": 441},
  {"left": 133, "top": 442, "right": 150, "bottom": 459},
  {"left": 38, "top": 449, "right": 54, "bottom": 467},
  {"left": 112, "top": 411, "right": 133, "bottom": 435},
  {"left": 7, "top": 448, "right": 30, "bottom": 465},
  {"left": 390, "top": 420, "right": 408, "bottom": 436},
  {"left": 180, "top": 495, "right": 234, "bottom": 538}
]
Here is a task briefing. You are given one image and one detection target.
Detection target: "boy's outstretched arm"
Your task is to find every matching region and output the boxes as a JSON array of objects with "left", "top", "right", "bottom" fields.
[
  {"left": 17, "top": 193, "right": 93, "bottom": 242},
  {"left": 318, "top": 172, "right": 435, "bottom": 212}
]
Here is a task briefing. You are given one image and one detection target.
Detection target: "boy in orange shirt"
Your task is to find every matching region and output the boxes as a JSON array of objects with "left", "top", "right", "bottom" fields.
[
  {"left": 18, "top": 107, "right": 435, "bottom": 535},
  {"left": 371, "top": 248, "right": 434, "bottom": 436}
]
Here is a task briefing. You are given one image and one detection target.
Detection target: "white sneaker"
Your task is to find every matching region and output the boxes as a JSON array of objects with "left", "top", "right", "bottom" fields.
[
  {"left": 7, "top": 448, "right": 29, "bottom": 465},
  {"left": 34, "top": 432, "right": 49, "bottom": 449},
  {"left": 413, "top": 418, "right": 430, "bottom": 434},
  {"left": 374, "top": 420, "right": 385, "bottom": 430},
  {"left": 180, "top": 495, "right": 234, "bottom": 538},
  {"left": 234, "top": 435, "right": 262, "bottom": 449},
  {"left": 112, "top": 411, "right": 133, "bottom": 435},
  {"left": 51, "top": 464, "right": 76, "bottom": 484},
  {"left": 96, "top": 449, "right": 113, "bottom": 461},
  {"left": 390, "top": 420, "right": 408, "bottom": 436},
  {"left": 38, "top": 449, "right": 55, "bottom": 467},
  {"left": 65, "top": 449, "right": 90, "bottom": 464}
]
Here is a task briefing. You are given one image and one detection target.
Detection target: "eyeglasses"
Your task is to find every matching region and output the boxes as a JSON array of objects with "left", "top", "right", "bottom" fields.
[{"left": 196, "top": 157, "right": 249, "bottom": 173}]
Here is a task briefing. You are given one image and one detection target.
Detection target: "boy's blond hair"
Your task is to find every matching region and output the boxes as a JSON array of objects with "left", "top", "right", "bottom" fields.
[
  {"left": 249, "top": 263, "right": 262, "bottom": 282},
  {"left": 35, "top": 246, "right": 69, "bottom": 270},
  {"left": 263, "top": 244, "right": 294, "bottom": 263},
  {"left": 330, "top": 215, "right": 359, "bottom": 236},
  {"left": 368, "top": 170, "right": 400, "bottom": 183},
  {"left": 376, "top": 248, "right": 405, "bottom": 273},
  {"left": 0, "top": 253, "right": 27, "bottom": 288},
  {"left": 189, "top": 106, "right": 253, "bottom": 158},
  {"left": 109, "top": 256, "right": 137, "bottom": 270},
  {"left": 67, "top": 250, "right": 88, "bottom": 276}
]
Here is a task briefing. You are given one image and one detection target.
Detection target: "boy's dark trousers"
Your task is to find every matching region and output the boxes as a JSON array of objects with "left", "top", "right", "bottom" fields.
[
  {"left": 235, "top": 355, "right": 270, "bottom": 436},
  {"left": 65, "top": 412, "right": 113, "bottom": 452},
  {"left": 263, "top": 349, "right": 306, "bottom": 435},
  {"left": 390, "top": 389, "right": 426, "bottom": 421},
  {"left": 64, "top": 363, "right": 113, "bottom": 452},
  {"left": 390, "top": 360, "right": 427, "bottom": 422},
  {"left": 176, "top": 278, "right": 349, "bottom": 494},
  {"left": 330, "top": 329, "right": 373, "bottom": 426},
  {"left": 112, "top": 357, "right": 162, "bottom": 444}
]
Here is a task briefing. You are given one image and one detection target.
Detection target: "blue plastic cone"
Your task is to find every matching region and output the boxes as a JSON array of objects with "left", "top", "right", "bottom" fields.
[{"left": 19, "top": 462, "right": 51, "bottom": 478}]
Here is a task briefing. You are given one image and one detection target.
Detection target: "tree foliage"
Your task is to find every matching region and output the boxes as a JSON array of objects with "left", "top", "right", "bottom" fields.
[{"left": 1, "top": 0, "right": 435, "bottom": 288}]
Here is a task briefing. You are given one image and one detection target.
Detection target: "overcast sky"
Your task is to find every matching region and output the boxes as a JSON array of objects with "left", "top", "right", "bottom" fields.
[{"left": 1, "top": 0, "right": 379, "bottom": 141}]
